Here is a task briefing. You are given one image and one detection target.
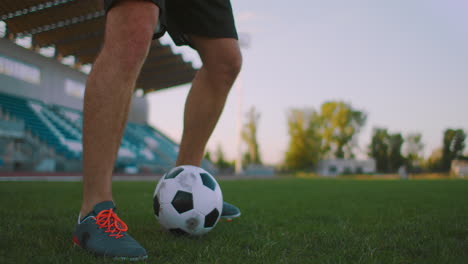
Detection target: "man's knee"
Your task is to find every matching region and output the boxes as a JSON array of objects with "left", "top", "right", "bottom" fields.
[
  {"left": 223, "top": 51, "right": 243, "bottom": 80},
  {"left": 206, "top": 48, "right": 242, "bottom": 84},
  {"left": 106, "top": 31, "right": 153, "bottom": 70}
]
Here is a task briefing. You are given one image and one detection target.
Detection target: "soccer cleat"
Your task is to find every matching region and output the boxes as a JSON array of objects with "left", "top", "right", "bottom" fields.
[
  {"left": 73, "top": 201, "right": 147, "bottom": 261},
  {"left": 221, "top": 201, "right": 241, "bottom": 221}
]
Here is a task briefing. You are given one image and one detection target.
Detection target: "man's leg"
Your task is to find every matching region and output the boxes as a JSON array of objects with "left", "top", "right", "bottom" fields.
[
  {"left": 176, "top": 36, "right": 242, "bottom": 166},
  {"left": 74, "top": 1, "right": 158, "bottom": 260},
  {"left": 80, "top": 0, "right": 158, "bottom": 217},
  {"left": 176, "top": 36, "right": 242, "bottom": 219}
]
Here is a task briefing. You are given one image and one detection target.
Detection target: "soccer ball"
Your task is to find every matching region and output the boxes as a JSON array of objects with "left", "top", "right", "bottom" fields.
[{"left": 153, "top": 165, "right": 223, "bottom": 236}]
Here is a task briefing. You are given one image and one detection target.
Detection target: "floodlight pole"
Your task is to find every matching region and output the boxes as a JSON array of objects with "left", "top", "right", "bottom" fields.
[
  {"left": 235, "top": 74, "right": 244, "bottom": 175},
  {"left": 235, "top": 33, "right": 251, "bottom": 175}
]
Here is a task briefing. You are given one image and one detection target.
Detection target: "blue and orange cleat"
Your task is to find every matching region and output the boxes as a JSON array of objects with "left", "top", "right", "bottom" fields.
[
  {"left": 221, "top": 201, "right": 241, "bottom": 221},
  {"left": 73, "top": 201, "right": 147, "bottom": 261}
]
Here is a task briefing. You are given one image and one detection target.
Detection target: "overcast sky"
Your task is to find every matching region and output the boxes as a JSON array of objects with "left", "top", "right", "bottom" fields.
[{"left": 147, "top": 0, "right": 468, "bottom": 164}]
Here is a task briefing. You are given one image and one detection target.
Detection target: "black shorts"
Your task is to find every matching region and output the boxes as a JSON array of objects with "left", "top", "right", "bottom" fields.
[{"left": 103, "top": 0, "right": 238, "bottom": 48}]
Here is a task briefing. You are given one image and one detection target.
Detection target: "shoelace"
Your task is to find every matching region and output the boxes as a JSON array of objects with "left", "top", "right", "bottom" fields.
[{"left": 94, "top": 208, "right": 128, "bottom": 239}]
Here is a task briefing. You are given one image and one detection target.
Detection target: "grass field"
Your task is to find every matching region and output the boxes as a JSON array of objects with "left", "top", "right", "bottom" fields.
[{"left": 1, "top": 178, "right": 467, "bottom": 264}]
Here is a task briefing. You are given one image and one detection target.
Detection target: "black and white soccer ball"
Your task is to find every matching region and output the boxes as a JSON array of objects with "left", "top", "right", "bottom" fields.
[{"left": 153, "top": 165, "right": 223, "bottom": 236}]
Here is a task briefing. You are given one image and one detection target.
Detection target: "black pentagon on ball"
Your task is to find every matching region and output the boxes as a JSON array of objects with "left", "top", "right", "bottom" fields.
[
  {"left": 165, "top": 167, "right": 184, "bottom": 179},
  {"left": 169, "top": 228, "right": 189, "bottom": 236},
  {"left": 171, "top": 191, "right": 193, "bottom": 214},
  {"left": 153, "top": 194, "right": 160, "bottom": 217},
  {"left": 200, "top": 173, "right": 216, "bottom": 191},
  {"left": 204, "top": 208, "right": 220, "bottom": 228}
]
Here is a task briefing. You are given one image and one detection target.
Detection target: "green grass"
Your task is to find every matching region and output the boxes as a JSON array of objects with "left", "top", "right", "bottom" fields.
[{"left": 1, "top": 179, "right": 467, "bottom": 264}]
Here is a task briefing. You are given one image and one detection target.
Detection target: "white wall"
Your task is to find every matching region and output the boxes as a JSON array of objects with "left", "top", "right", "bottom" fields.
[{"left": 317, "top": 159, "right": 376, "bottom": 176}]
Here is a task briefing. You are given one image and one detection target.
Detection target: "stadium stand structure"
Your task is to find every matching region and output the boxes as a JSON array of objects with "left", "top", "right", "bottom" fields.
[{"left": 0, "top": 92, "right": 216, "bottom": 174}]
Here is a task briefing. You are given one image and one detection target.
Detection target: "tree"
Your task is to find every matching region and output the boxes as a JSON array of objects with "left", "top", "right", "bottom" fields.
[
  {"left": 368, "top": 128, "right": 406, "bottom": 173},
  {"left": 368, "top": 128, "right": 390, "bottom": 173},
  {"left": 319, "top": 101, "right": 367, "bottom": 159},
  {"left": 404, "top": 133, "right": 424, "bottom": 169},
  {"left": 203, "top": 151, "right": 212, "bottom": 162},
  {"left": 214, "top": 144, "right": 232, "bottom": 169},
  {"left": 424, "top": 148, "right": 443, "bottom": 171},
  {"left": 284, "top": 108, "right": 321, "bottom": 171},
  {"left": 440, "top": 129, "right": 466, "bottom": 171},
  {"left": 241, "top": 107, "right": 262, "bottom": 165},
  {"left": 388, "top": 133, "right": 405, "bottom": 172}
]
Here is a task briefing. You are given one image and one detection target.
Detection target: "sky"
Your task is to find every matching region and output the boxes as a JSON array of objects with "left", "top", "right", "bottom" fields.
[{"left": 146, "top": 0, "right": 468, "bottom": 165}]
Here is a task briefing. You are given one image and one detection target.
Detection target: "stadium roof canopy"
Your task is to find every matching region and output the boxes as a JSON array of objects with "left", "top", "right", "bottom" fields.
[{"left": 0, "top": 0, "right": 196, "bottom": 93}]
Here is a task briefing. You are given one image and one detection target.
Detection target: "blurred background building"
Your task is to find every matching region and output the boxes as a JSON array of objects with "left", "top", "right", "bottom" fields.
[{"left": 316, "top": 159, "right": 376, "bottom": 177}]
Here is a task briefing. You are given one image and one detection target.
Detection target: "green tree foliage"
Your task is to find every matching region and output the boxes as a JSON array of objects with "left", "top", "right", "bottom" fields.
[
  {"left": 440, "top": 129, "right": 466, "bottom": 171},
  {"left": 404, "top": 133, "right": 424, "bottom": 169},
  {"left": 284, "top": 108, "right": 322, "bottom": 171},
  {"left": 214, "top": 144, "right": 232, "bottom": 169},
  {"left": 319, "top": 101, "right": 367, "bottom": 159},
  {"left": 368, "top": 128, "right": 406, "bottom": 173},
  {"left": 369, "top": 128, "right": 390, "bottom": 172},
  {"left": 388, "top": 133, "right": 405, "bottom": 172},
  {"left": 404, "top": 133, "right": 424, "bottom": 161},
  {"left": 203, "top": 151, "right": 212, "bottom": 162},
  {"left": 242, "top": 107, "right": 262, "bottom": 165},
  {"left": 424, "top": 148, "right": 443, "bottom": 171}
]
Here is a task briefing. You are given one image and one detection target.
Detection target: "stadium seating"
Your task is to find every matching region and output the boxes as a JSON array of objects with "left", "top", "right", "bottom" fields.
[
  {"left": 0, "top": 93, "right": 78, "bottom": 160},
  {"left": 0, "top": 92, "right": 215, "bottom": 173}
]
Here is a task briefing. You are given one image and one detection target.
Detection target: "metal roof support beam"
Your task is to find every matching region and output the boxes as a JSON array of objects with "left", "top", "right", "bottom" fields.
[
  {"left": 0, "top": 0, "right": 76, "bottom": 21},
  {"left": 17, "top": 10, "right": 105, "bottom": 37}
]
